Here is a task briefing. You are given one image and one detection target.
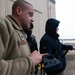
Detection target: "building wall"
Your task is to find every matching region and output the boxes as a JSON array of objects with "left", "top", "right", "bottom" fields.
[{"left": 0, "top": 0, "right": 56, "bottom": 47}]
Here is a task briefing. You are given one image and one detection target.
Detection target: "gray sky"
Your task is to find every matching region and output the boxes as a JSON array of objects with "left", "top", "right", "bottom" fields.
[{"left": 56, "top": 0, "right": 75, "bottom": 39}]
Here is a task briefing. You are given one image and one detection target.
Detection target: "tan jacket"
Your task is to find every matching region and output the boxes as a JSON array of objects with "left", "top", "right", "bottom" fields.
[{"left": 0, "top": 15, "right": 35, "bottom": 75}]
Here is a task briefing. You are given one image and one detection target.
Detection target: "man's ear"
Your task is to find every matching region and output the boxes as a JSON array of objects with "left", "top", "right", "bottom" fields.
[{"left": 16, "top": 6, "right": 22, "bottom": 16}]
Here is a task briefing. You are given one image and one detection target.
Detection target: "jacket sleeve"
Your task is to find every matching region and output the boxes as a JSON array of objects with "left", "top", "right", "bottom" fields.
[
  {"left": 60, "top": 42, "right": 73, "bottom": 50},
  {"left": 0, "top": 21, "right": 35, "bottom": 75}
]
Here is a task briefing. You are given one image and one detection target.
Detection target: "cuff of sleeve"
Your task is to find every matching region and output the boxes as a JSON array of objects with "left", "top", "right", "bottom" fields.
[
  {"left": 70, "top": 46, "right": 73, "bottom": 50},
  {"left": 28, "top": 57, "right": 35, "bottom": 74}
]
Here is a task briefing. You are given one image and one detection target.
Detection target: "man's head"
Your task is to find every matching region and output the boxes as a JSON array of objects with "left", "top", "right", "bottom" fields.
[{"left": 12, "top": 0, "right": 34, "bottom": 31}]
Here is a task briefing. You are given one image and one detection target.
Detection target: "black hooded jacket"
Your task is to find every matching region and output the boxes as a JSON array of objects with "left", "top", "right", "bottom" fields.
[
  {"left": 24, "top": 23, "right": 38, "bottom": 52},
  {"left": 40, "top": 18, "right": 73, "bottom": 74}
]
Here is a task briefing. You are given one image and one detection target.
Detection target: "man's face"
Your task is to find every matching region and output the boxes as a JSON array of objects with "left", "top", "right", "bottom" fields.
[{"left": 20, "top": 4, "right": 34, "bottom": 31}]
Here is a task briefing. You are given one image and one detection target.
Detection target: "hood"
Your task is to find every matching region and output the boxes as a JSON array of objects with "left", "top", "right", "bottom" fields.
[{"left": 45, "top": 18, "right": 60, "bottom": 39}]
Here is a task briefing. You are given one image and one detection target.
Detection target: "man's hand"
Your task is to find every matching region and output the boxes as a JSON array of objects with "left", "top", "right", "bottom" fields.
[
  {"left": 29, "top": 50, "right": 47, "bottom": 65},
  {"left": 73, "top": 47, "right": 75, "bottom": 50}
]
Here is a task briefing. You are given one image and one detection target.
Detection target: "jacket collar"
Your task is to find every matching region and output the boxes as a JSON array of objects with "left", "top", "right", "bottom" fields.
[{"left": 6, "top": 15, "right": 23, "bottom": 31}]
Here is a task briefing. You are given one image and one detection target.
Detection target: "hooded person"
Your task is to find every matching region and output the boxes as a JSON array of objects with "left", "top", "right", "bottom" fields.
[
  {"left": 40, "top": 18, "right": 74, "bottom": 75},
  {"left": 24, "top": 23, "right": 38, "bottom": 52},
  {"left": 24, "top": 23, "right": 38, "bottom": 75},
  {"left": 45, "top": 18, "right": 59, "bottom": 39}
]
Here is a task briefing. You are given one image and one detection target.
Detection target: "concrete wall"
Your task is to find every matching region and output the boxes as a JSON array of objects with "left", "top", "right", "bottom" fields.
[{"left": 0, "top": 0, "right": 56, "bottom": 47}]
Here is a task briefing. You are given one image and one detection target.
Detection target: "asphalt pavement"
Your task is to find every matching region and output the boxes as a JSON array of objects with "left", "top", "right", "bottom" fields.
[{"left": 64, "top": 50, "right": 75, "bottom": 75}]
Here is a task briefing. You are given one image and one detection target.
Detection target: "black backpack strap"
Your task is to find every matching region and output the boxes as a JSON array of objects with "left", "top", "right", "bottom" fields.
[
  {"left": 41, "top": 62, "right": 42, "bottom": 75},
  {"left": 61, "top": 49, "right": 69, "bottom": 58},
  {"left": 40, "top": 62, "right": 46, "bottom": 75}
]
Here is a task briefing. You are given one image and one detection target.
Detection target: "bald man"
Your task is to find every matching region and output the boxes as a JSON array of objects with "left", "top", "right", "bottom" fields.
[{"left": 0, "top": 0, "right": 46, "bottom": 75}]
